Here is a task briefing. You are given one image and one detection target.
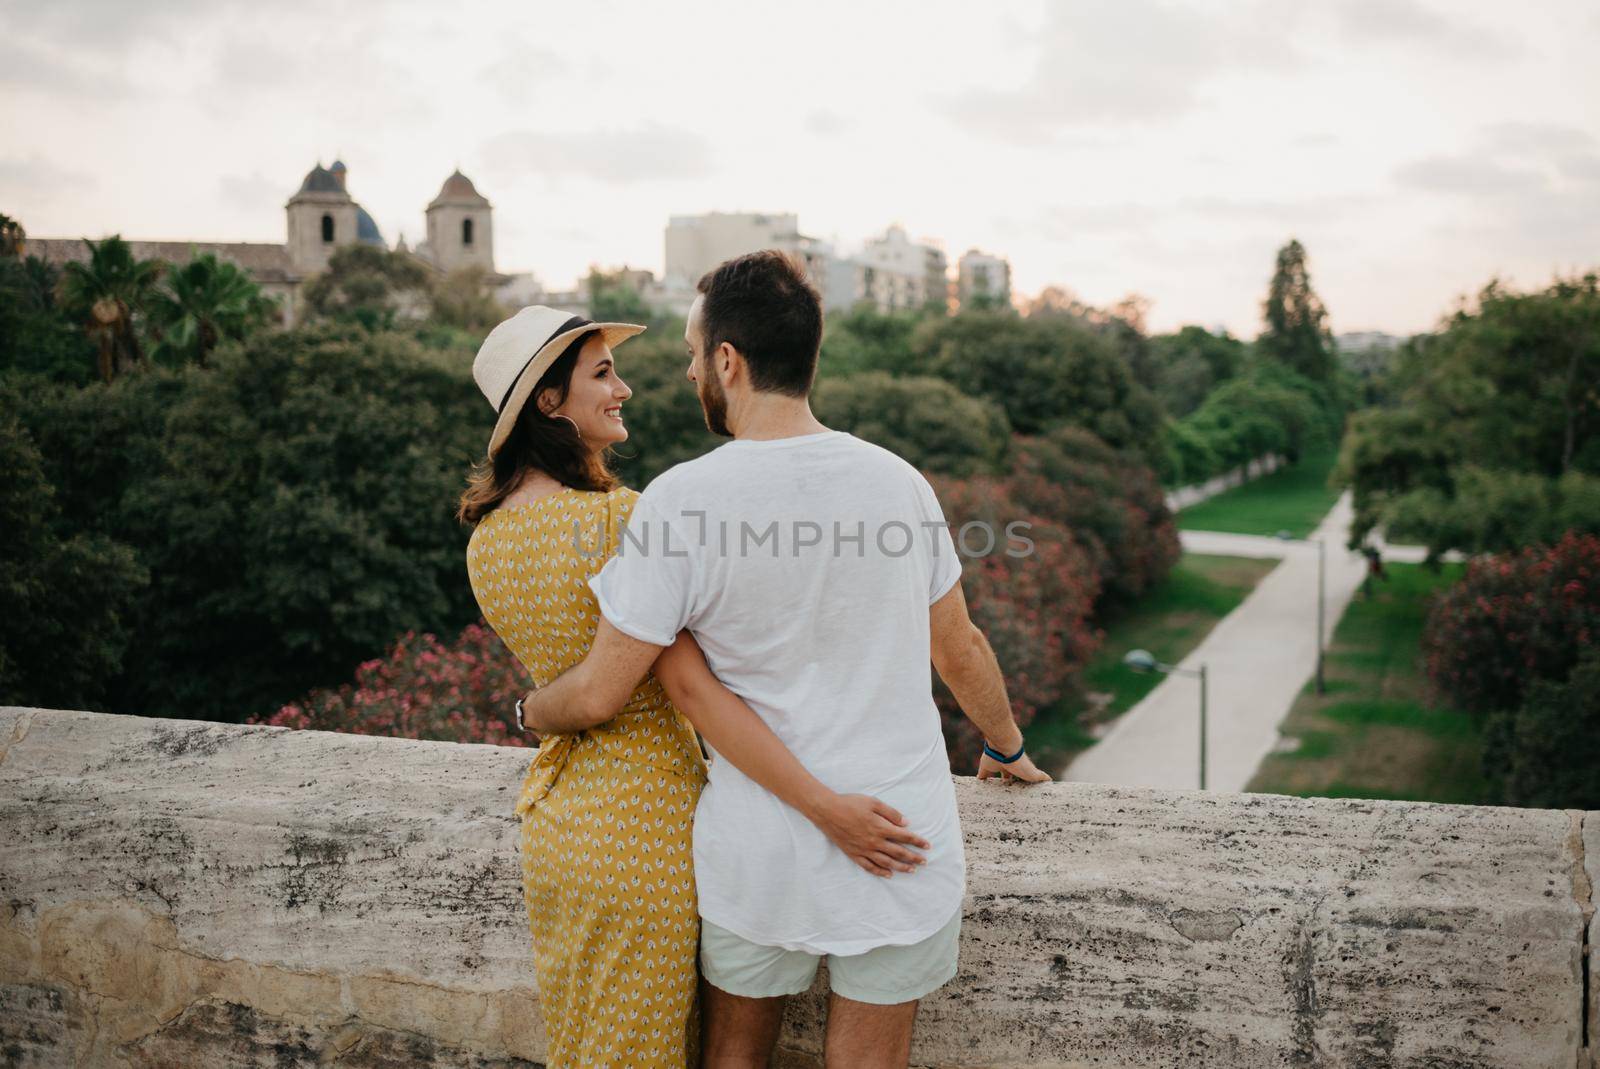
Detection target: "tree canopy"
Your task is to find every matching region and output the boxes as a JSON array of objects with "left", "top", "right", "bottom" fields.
[
  {"left": 147, "top": 252, "right": 278, "bottom": 368},
  {"left": 1338, "top": 271, "right": 1600, "bottom": 554},
  {"left": 303, "top": 244, "right": 433, "bottom": 330},
  {"left": 1258, "top": 238, "right": 1335, "bottom": 382}
]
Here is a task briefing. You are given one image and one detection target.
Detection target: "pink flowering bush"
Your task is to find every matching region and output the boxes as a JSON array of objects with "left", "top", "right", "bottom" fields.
[
  {"left": 1010, "top": 429, "right": 1183, "bottom": 611},
  {"left": 930, "top": 475, "right": 1103, "bottom": 771},
  {"left": 249, "top": 620, "right": 534, "bottom": 747},
  {"left": 1421, "top": 530, "right": 1600, "bottom": 716}
]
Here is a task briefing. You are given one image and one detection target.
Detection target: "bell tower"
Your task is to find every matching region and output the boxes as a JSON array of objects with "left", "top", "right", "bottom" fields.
[
  {"left": 285, "top": 163, "right": 358, "bottom": 275},
  {"left": 424, "top": 170, "right": 494, "bottom": 273}
]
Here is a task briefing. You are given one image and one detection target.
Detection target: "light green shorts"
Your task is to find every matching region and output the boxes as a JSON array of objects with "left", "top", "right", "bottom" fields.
[{"left": 699, "top": 908, "right": 962, "bottom": 1006}]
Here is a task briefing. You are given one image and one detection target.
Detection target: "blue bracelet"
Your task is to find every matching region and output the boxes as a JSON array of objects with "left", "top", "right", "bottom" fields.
[{"left": 982, "top": 740, "right": 1026, "bottom": 764}]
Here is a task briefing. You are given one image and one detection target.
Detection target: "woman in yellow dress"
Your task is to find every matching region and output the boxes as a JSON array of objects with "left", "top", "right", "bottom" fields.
[{"left": 459, "top": 308, "right": 927, "bottom": 1068}]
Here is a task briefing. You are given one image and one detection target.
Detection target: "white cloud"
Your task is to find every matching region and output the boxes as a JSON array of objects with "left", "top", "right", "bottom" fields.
[
  {"left": 1333, "top": 0, "right": 1519, "bottom": 58},
  {"left": 219, "top": 172, "right": 284, "bottom": 214},
  {"left": 805, "top": 110, "right": 853, "bottom": 137},
  {"left": 1, "top": 0, "right": 1594, "bottom": 336},
  {"left": 1396, "top": 122, "right": 1600, "bottom": 196},
  {"left": 938, "top": 0, "right": 1303, "bottom": 139},
  {"left": 481, "top": 125, "right": 714, "bottom": 185},
  {"left": 0, "top": 157, "right": 96, "bottom": 200},
  {"left": 1, "top": 37, "right": 129, "bottom": 96}
]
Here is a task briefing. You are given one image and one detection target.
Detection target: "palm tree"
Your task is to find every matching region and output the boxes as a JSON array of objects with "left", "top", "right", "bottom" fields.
[
  {"left": 147, "top": 252, "right": 276, "bottom": 368},
  {"left": 58, "top": 236, "right": 163, "bottom": 383}
]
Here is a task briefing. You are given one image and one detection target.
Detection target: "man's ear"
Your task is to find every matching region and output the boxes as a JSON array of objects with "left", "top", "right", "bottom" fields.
[{"left": 716, "top": 342, "right": 741, "bottom": 384}]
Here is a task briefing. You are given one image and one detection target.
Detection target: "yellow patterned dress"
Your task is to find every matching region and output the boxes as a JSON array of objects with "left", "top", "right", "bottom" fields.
[{"left": 465, "top": 485, "right": 709, "bottom": 1068}]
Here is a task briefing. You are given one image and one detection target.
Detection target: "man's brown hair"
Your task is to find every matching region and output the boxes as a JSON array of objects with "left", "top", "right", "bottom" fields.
[{"left": 696, "top": 250, "right": 823, "bottom": 397}]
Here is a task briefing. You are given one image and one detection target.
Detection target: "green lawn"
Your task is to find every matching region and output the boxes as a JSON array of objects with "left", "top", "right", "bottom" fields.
[
  {"left": 1176, "top": 446, "right": 1342, "bottom": 539},
  {"left": 1028, "top": 552, "right": 1279, "bottom": 774},
  {"left": 1245, "top": 561, "right": 1493, "bottom": 804}
]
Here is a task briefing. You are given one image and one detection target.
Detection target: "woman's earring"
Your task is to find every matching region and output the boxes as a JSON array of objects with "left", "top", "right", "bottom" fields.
[{"left": 552, "top": 413, "right": 582, "bottom": 439}]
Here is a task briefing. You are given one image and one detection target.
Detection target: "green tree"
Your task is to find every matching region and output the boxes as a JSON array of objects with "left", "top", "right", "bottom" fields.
[
  {"left": 961, "top": 289, "right": 1009, "bottom": 313},
  {"left": 818, "top": 305, "right": 925, "bottom": 379},
  {"left": 1491, "top": 647, "right": 1600, "bottom": 809},
  {"left": 1258, "top": 238, "right": 1335, "bottom": 382},
  {"left": 147, "top": 252, "right": 277, "bottom": 368},
  {"left": 431, "top": 266, "right": 507, "bottom": 334},
  {"left": 1165, "top": 360, "right": 1341, "bottom": 485},
  {"left": 0, "top": 412, "right": 147, "bottom": 709},
  {"left": 813, "top": 373, "right": 1011, "bottom": 476},
  {"left": 1148, "top": 326, "right": 1247, "bottom": 418},
  {"left": 0, "top": 213, "right": 23, "bottom": 257},
  {"left": 1338, "top": 338, "right": 1403, "bottom": 407},
  {"left": 586, "top": 267, "right": 653, "bottom": 324},
  {"left": 1012, "top": 427, "right": 1182, "bottom": 611},
  {"left": 911, "top": 310, "right": 1167, "bottom": 469},
  {"left": 1381, "top": 467, "right": 1600, "bottom": 556},
  {"left": 303, "top": 244, "right": 433, "bottom": 331},
  {"left": 1337, "top": 272, "right": 1600, "bottom": 553},
  {"left": 8, "top": 325, "right": 490, "bottom": 721},
  {"left": 0, "top": 243, "right": 97, "bottom": 387},
  {"left": 58, "top": 235, "right": 163, "bottom": 383},
  {"left": 1028, "top": 289, "right": 1160, "bottom": 392}
]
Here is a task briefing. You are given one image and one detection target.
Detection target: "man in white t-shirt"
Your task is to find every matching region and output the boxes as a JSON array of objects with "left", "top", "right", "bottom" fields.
[{"left": 519, "top": 250, "right": 1050, "bottom": 1068}]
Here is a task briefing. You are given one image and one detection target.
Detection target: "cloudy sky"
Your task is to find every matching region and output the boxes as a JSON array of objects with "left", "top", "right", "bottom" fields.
[{"left": 4, "top": 0, "right": 1597, "bottom": 336}]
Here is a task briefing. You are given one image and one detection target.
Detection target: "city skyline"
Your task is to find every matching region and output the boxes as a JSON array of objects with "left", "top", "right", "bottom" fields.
[{"left": 4, "top": 0, "right": 1597, "bottom": 337}]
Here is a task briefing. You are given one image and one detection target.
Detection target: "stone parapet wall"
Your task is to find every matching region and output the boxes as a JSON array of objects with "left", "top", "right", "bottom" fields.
[{"left": 0, "top": 707, "right": 1591, "bottom": 1068}]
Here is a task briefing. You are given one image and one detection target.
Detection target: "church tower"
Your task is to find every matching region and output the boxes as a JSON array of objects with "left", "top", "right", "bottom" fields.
[
  {"left": 285, "top": 163, "right": 358, "bottom": 275},
  {"left": 424, "top": 170, "right": 494, "bottom": 274}
]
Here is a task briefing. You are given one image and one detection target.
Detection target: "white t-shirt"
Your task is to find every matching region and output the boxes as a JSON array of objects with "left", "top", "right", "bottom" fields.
[{"left": 588, "top": 430, "right": 966, "bottom": 954}]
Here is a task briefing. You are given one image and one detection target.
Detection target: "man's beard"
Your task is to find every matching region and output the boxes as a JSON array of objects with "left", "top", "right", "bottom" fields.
[{"left": 697, "top": 362, "right": 732, "bottom": 437}]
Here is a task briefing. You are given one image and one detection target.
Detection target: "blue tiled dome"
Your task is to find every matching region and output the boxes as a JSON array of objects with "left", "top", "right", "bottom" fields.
[{"left": 356, "top": 206, "right": 385, "bottom": 246}]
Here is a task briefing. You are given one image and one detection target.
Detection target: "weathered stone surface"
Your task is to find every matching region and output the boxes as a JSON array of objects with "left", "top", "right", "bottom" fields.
[
  {"left": 0, "top": 982, "right": 72, "bottom": 1068},
  {"left": 1583, "top": 809, "right": 1599, "bottom": 1069},
  {"left": 0, "top": 707, "right": 1588, "bottom": 1068}
]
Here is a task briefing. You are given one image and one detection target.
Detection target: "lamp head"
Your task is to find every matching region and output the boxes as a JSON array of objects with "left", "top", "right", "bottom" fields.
[{"left": 1123, "top": 648, "right": 1159, "bottom": 673}]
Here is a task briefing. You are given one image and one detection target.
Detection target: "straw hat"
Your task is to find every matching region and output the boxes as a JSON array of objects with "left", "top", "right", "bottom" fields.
[{"left": 471, "top": 306, "right": 645, "bottom": 458}]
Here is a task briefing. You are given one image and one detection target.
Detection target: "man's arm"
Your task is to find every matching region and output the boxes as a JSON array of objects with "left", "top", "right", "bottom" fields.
[
  {"left": 653, "top": 634, "right": 929, "bottom": 878},
  {"left": 519, "top": 617, "right": 661, "bottom": 733},
  {"left": 522, "top": 622, "right": 931, "bottom": 877},
  {"left": 929, "top": 581, "right": 1051, "bottom": 783}
]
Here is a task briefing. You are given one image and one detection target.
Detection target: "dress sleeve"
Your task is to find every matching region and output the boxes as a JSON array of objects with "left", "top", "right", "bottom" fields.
[
  {"left": 588, "top": 486, "right": 698, "bottom": 647},
  {"left": 603, "top": 486, "right": 641, "bottom": 553}
]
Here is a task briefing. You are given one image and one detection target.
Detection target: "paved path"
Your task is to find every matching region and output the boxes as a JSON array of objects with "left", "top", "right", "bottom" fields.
[{"left": 1061, "top": 490, "right": 1462, "bottom": 793}]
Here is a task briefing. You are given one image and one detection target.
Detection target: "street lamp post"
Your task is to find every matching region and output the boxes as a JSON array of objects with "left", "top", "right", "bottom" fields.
[
  {"left": 1276, "top": 530, "right": 1326, "bottom": 695},
  {"left": 1123, "top": 649, "right": 1208, "bottom": 790}
]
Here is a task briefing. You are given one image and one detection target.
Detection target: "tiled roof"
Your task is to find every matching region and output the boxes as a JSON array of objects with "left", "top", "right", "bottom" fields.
[
  {"left": 428, "top": 169, "right": 489, "bottom": 208},
  {"left": 297, "top": 164, "right": 346, "bottom": 196},
  {"left": 26, "top": 238, "right": 300, "bottom": 284}
]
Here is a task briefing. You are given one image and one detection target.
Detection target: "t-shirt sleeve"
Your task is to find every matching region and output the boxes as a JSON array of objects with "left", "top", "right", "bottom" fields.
[
  {"left": 913, "top": 472, "right": 963, "bottom": 604},
  {"left": 588, "top": 487, "right": 697, "bottom": 647}
]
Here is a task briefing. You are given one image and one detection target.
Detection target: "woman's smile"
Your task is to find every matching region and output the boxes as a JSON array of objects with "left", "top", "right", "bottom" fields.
[{"left": 546, "top": 332, "right": 632, "bottom": 446}]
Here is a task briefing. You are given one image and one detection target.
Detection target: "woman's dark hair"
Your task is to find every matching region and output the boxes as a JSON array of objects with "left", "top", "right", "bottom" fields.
[
  {"left": 696, "top": 250, "right": 823, "bottom": 397},
  {"left": 456, "top": 331, "right": 618, "bottom": 525}
]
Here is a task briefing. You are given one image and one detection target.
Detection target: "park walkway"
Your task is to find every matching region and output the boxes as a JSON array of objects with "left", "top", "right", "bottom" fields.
[{"left": 1061, "top": 489, "right": 1451, "bottom": 793}]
